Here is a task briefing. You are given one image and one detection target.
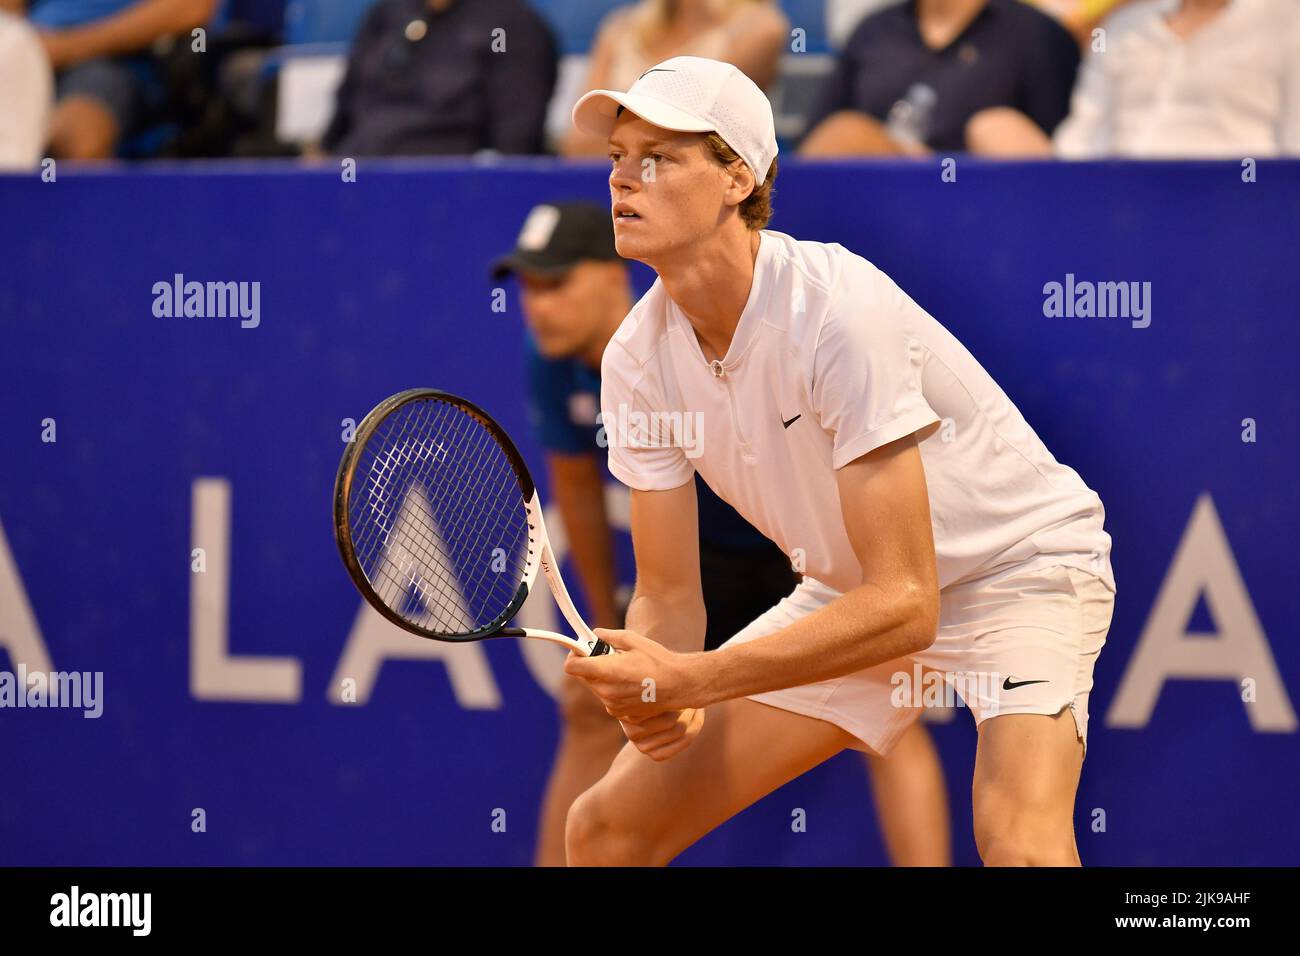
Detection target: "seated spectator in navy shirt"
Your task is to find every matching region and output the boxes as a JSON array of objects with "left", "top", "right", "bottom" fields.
[
  {"left": 12, "top": 0, "right": 216, "bottom": 159},
  {"left": 799, "top": 0, "right": 1079, "bottom": 156},
  {"left": 322, "top": 0, "right": 557, "bottom": 157}
]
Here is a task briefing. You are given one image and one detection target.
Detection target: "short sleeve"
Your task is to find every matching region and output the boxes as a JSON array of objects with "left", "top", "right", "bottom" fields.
[
  {"left": 812, "top": 264, "right": 941, "bottom": 469},
  {"left": 599, "top": 341, "right": 696, "bottom": 492}
]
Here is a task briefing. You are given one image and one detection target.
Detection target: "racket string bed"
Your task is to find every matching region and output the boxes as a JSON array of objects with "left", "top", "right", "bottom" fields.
[
  {"left": 400, "top": 402, "right": 529, "bottom": 626},
  {"left": 366, "top": 404, "right": 478, "bottom": 626},
  {"left": 347, "top": 396, "right": 530, "bottom": 634},
  {"left": 353, "top": 402, "right": 473, "bottom": 627},
  {"left": 355, "top": 400, "right": 481, "bottom": 623},
  {"left": 360, "top": 405, "right": 488, "bottom": 630},
  {"left": 428, "top": 440, "right": 532, "bottom": 626},
  {"left": 355, "top": 423, "right": 468, "bottom": 625},
  {"left": 355, "top": 401, "right": 459, "bottom": 577}
]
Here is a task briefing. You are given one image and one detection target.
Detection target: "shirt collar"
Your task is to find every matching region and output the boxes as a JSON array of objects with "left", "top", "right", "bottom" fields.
[{"left": 669, "top": 230, "right": 775, "bottom": 370}]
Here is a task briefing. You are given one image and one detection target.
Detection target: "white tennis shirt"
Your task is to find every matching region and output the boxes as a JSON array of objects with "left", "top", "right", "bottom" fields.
[{"left": 600, "top": 229, "right": 1115, "bottom": 595}]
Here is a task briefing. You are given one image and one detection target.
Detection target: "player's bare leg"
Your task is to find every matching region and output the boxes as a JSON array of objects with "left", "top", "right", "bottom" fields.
[
  {"left": 566, "top": 698, "right": 856, "bottom": 866},
  {"left": 864, "top": 719, "right": 951, "bottom": 866},
  {"left": 971, "top": 707, "right": 1085, "bottom": 866},
  {"left": 534, "top": 675, "right": 626, "bottom": 866}
]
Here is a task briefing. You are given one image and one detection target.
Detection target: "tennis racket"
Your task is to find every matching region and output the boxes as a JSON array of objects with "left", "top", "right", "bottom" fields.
[{"left": 333, "top": 388, "right": 613, "bottom": 657}]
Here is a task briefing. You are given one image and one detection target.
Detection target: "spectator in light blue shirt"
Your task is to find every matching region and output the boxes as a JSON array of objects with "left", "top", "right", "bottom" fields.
[{"left": 11, "top": 0, "right": 216, "bottom": 158}]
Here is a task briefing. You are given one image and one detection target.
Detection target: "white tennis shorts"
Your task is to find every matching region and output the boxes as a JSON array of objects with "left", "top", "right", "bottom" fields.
[{"left": 720, "top": 558, "right": 1115, "bottom": 758}]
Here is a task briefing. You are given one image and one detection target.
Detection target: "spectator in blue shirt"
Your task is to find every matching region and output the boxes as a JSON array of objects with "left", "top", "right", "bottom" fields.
[
  {"left": 12, "top": 0, "right": 216, "bottom": 158},
  {"left": 494, "top": 201, "right": 951, "bottom": 868}
]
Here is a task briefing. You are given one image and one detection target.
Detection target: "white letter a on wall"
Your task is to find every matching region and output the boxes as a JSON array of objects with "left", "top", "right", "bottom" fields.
[
  {"left": 1107, "top": 493, "right": 1295, "bottom": 732},
  {"left": 0, "top": 518, "right": 54, "bottom": 673}
]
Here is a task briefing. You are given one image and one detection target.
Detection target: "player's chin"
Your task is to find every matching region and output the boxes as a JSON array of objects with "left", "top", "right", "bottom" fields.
[{"left": 612, "top": 229, "right": 656, "bottom": 260}]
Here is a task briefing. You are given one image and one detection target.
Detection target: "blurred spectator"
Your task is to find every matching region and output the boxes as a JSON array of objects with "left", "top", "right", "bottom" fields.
[
  {"left": 826, "top": 0, "right": 897, "bottom": 48},
  {"left": 968, "top": 0, "right": 1300, "bottom": 158},
  {"left": 0, "top": 10, "right": 52, "bottom": 168},
  {"left": 798, "top": 0, "right": 1078, "bottom": 156},
  {"left": 321, "top": 0, "right": 557, "bottom": 157},
  {"left": 832, "top": 1, "right": 1137, "bottom": 50},
  {"left": 1020, "top": 0, "right": 1134, "bottom": 44},
  {"left": 6, "top": 0, "right": 217, "bottom": 159},
  {"left": 561, "top": 0, "right": 788, "bottom": 157}
]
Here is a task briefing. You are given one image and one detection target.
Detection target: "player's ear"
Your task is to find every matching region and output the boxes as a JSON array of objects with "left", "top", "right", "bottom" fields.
[{"left": 724, "top": 160, "right": 756, "bottom": 208}]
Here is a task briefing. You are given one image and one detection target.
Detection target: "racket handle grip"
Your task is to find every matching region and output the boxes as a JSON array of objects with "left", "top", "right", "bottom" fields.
[{"left": 589, "top": 638, "right": 615, "bottom": 657}]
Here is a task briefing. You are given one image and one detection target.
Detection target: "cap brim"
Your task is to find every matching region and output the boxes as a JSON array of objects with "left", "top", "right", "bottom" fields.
[
  {"left": 572, "top": 90, "right": 715, "bottom": 140},
  {"left": 489, "top": 251, "right": 576, "bottom": 281}
]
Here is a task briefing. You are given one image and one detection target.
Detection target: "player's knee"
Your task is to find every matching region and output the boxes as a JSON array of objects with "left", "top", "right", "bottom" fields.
[
  {"left": 558, "top": 677, "right": 621, "bottom": 737},
  {"left": 976, "top": 820, "right": 1076, "bottom": 867},
  {"left": 564, "top": 790, "right": 660, "bottom": 867}
]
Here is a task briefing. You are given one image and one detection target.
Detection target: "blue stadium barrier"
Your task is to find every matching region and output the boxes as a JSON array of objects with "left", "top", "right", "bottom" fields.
[
  {"left": 283, "top": 0, "right": 377, "bottom": 46},
  {"left": 0, "top": 158, "right": 1297, "bottom": 865},
  {"left": 780, "top": 0, "right": 830, "bottom": 51}
]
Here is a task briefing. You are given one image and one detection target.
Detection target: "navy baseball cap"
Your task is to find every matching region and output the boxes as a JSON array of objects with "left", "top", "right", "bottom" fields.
[{"left": 490, "top": 201, "right": 620, "bottom": 280}]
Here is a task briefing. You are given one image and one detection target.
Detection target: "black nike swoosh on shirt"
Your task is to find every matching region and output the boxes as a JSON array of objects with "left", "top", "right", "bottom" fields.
[
  {"left": 782, "top": 414, "right": 801, "bottom": 429},
  {"left": 1002, "top": 678, "right": 1050, "bottom": 690}
]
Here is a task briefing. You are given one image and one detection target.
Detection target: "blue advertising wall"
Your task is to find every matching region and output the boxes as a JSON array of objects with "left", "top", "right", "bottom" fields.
[{"left": 0, "top": 158, "right": 1297, "bottom": 865}]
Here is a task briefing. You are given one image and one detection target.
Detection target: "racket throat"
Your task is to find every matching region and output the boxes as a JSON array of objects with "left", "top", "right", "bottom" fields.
[{"left": 526, "top": 493, "right": 604, "bottom": 655}]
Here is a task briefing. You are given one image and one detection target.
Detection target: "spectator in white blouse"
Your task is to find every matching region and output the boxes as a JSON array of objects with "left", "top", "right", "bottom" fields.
[
  {"left": 0, "top": 11, "right": 51, "bottom": 169},
  {"left": 965, "top": 0, "right": 1300, "bottom": 158}
]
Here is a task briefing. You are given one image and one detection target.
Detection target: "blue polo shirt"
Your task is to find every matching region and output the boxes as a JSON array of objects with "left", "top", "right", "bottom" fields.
[
  {"left": 29, "top": 1, "right": 136, "bottom": 28},
  {"left": 802, "top": 0, "right": 1080, "bottom": 152},
  {"left": 524, "top": 334, "right": 772, "bottom": 550}
]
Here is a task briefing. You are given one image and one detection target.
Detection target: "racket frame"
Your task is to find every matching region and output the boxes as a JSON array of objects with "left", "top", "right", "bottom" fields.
[{"left": 334, "top": 388, "right": 612, "bottom": 657}]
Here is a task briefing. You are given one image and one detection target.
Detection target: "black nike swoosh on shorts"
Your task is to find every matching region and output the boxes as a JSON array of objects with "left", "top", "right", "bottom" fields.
[
  {"left": 782, "top": 414, "right": 801, "bottom": 429},
  {"left": 1002, "top": 678, "right": 1050, "bottom": 690}
]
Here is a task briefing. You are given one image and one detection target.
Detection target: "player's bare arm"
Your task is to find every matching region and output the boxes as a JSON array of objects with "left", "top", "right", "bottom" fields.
[
  {"left": 546, "top": 451, "right": 623, "bottom": 629},
  {"left": 564, "top": 476, "right": 709, "bottom": 760},
  {"left": 619, "top": 478, "right": 707, "bottom": 654},
  {"left": 702, "top": 428, "right": 941, "bottom": 703},
  {"left": 568, "top": 428, "right": 941, "bottom": 724}
]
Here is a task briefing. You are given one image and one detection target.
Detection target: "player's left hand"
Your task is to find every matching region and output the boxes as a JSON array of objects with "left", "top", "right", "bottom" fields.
[
  {"left": 617, "top": 708, "right": 705, "bottom": 761},
  {"left": 563, "top": 628, "right": 706, "bottom": 719}
]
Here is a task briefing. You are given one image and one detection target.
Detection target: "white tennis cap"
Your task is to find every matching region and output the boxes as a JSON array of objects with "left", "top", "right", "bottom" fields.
[{"left": 572, "top": 55, "right": 778, "bottom": 183}]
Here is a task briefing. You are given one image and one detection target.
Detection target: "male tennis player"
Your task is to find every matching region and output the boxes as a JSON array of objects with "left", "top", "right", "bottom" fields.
[
  {"left": 563, "top": 56, "right": 1116, "bottom": 866},
  {"left": 492, "top": 201, "right": 951, "bottom": 866}
]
